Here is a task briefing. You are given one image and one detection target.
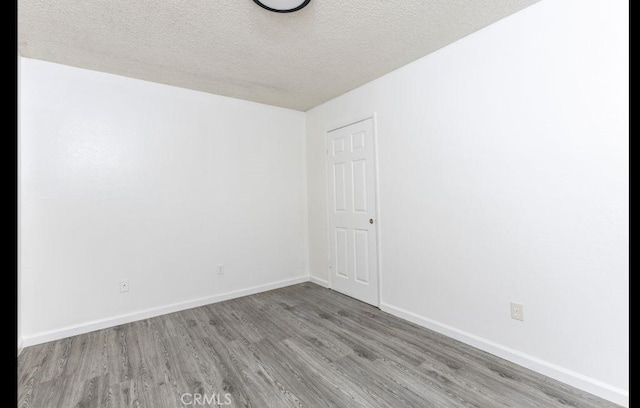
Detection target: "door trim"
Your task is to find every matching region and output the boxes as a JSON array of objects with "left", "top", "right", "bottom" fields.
[{"left": 324, "top": 114, "right": 382, "bottom": 306}]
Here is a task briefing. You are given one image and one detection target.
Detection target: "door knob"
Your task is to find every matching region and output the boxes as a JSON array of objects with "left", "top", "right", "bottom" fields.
[{"left": 369, "top": 218, "right": 374, "bottom": 224}]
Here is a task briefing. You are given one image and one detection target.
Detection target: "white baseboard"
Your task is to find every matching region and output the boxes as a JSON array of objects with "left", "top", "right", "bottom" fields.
[
  {"left": 22, "top": 276, "right": 309, "bottom": 348},
  {"left": 309, "top": 276, "right": 329, "bottom": 288},
  {"left": 380, "top": 303, "right": 628, "bottom": 408},
  {"left": 18, "top": 338, "right": 23, "bottom": 356}
]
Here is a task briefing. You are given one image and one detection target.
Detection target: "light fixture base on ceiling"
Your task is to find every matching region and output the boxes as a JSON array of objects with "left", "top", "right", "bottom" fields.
[{"left": 253, "top": 0, "right": 311, "bottom": 13}]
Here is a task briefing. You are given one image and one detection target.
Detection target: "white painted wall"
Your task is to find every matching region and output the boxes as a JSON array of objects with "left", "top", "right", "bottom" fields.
[
  {"left": 20, "top": 58, "right": 308, "bottom": 344},
  {"left": 306, "top": 0, "right": 628, "bottom": 405}
]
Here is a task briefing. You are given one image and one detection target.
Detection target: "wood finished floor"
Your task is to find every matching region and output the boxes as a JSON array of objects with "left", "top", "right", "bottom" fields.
[{"left": 18, "top": 283, "right": 619, "bottom": 408}]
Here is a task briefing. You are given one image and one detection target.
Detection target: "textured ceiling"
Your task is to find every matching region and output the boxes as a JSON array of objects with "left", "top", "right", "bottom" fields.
[{"left": 19, "top": 0, "right": 539, "bottom": 111}]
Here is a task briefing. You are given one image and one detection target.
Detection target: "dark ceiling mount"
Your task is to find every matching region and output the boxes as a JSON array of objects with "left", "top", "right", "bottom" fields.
[{"left": 253, "top": 0, "right": 311, "bottom": 13}]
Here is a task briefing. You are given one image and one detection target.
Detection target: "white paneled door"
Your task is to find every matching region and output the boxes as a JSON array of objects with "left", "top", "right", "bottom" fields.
[{"left": 327, "top": 118, "right": 379, "bottom": 306}]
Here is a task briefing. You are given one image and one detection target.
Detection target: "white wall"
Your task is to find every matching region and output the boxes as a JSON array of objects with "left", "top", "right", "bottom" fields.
[
  {"left": 20, "top": 58, "right": 308, "bottom": 344},
  {"left": 306, "top": 0, "right": 628, "bottom": 405}
]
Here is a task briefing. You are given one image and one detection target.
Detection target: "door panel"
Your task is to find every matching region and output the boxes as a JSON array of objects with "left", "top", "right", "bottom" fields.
[
  {"left": 352, "top": 159, "right": 368, "bottom": 213},
  {"left": 335, "top": 227, "right": 349, "bottom": 278},
  {"left": 353, "top": 229, "right": 370, "bottom": 283},
  {"left": 327, "top": 118, "right": 379, "bottom": 306},
  {"left": 333, "top": 163, "right": 347, "bottom": 212}
]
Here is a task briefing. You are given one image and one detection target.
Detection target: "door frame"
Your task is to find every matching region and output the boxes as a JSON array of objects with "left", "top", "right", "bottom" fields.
[{"left": 324, "top": 113, "right": 382, "bottom": 307}]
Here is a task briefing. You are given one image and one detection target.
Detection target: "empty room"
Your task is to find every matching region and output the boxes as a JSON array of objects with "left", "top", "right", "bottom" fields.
[{"left": 16, "top": 0, "right": 628, "bottom": 407}]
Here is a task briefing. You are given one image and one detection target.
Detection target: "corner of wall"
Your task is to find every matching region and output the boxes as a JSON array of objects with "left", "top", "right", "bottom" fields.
[
  {"left": 301, "top": 112, "right": 311, "bottom": 281},
  {"left": 309, "top": 276, "right": 329, "bottom": 288},
  {"left": 17, "top": 53, "right": 22, "bottom": 356}
]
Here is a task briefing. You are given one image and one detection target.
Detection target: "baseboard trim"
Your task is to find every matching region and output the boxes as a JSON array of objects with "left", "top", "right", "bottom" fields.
[
  {"left": 18, "top": 338, "right": 23, "bottom": 356},
  {"left": 380, "top": 303, "right": 628, "bottom": 408},
  {"left": 309, "top": 276, "right": 329, "bottom": 288},
  {"left": 22, "top": 276, "right": 309, "bottom": 348}
]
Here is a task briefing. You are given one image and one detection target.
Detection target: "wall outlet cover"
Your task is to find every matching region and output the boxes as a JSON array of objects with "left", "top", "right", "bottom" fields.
[
  {"left": 120, "top": 280, "right": 130, "bottom": 293},
  {"left": 510, "top": 302, "right": 524, "bottom": 321}
]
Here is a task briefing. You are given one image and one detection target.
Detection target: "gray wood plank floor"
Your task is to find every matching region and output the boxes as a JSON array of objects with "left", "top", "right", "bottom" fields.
[{"left": 19, "top": 283, "right": 620, "bottom": 408}]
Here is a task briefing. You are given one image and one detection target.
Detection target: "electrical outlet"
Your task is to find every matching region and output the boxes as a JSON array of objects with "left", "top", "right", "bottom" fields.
[
  {"left": 510, "top": 303, "right": 524, "bottom": 321},
  {"left": 120, "top": 280, "right": 130, "bottom": 293},
  {"left": 218, "top": 264, "right": 225, "bottom": 275}
]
